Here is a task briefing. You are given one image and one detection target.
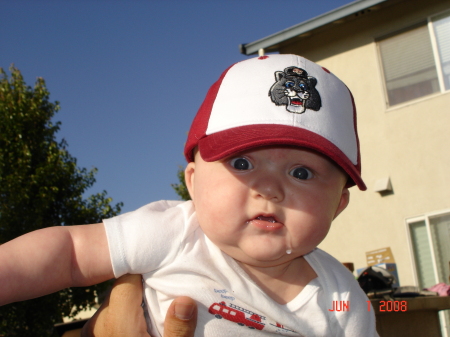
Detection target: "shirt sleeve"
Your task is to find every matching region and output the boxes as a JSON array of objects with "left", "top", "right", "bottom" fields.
[{"left": 103, "top": 200, "right": 195, "bottom": 277}]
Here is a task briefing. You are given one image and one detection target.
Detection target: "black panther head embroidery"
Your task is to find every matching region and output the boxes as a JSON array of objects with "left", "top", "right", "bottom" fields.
[{"left": 269, "top": 66, "right": 321, "bottom": 114}]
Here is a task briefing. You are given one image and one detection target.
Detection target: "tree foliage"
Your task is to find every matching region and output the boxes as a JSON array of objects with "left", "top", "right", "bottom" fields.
[
  {"left": 171, "top": 166, "right": 191, "bottom": 201},
  {"left": 0, "top": 66, "right": 123, "bottom": 336}
]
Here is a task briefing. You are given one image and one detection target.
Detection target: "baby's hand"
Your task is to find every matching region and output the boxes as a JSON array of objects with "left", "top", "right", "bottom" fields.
[{"left": 81, "top": 274, "right": 197, "bottom": 337}]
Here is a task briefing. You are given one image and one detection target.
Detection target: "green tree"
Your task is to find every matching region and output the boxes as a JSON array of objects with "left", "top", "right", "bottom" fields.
[
  {"left": 0, "top": 66, "right": 123, "bottom": 336},
  {"left": 171, "top": 166, "right": 191, "bottom": 201}
]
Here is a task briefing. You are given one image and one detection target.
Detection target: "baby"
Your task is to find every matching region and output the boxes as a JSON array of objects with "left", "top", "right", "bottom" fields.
[{"left": 0, "top": 54, "right": 378, "bottom": 337}]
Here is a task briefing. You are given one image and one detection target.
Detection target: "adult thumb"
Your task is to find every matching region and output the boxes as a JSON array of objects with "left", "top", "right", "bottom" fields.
[{"left": 164, "top": 296, "right": 198, "bottom": 337}]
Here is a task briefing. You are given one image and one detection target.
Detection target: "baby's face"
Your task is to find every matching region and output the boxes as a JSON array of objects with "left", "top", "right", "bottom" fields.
[{"left": 185, "top": 146, "right": 349, "bottom": 268}]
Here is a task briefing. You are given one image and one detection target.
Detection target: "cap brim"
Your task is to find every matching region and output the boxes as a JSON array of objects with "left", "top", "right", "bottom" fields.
[{"left": 198, "top": 124, "right": 367, "bottom": 190}]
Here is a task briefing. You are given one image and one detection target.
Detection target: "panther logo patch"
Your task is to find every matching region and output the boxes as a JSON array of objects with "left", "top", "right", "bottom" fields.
[{"left": 269, "top": 67, "right": 321, "bottom": 114}]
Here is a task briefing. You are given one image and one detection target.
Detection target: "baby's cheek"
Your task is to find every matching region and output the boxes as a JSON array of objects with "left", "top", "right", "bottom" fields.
[{"left": 290, "top": 214, "right": 331, "bottom": 246}]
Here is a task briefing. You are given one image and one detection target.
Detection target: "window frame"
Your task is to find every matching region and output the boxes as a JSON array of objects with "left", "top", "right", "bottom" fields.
[
  {"left": 376, "top": 10, "right": 450, "bottom": 108},
  {"left": 406, "top": 209, "right": 450, "bottom": 337},
  {"left": 406, "top": 209, "right": 450, "bottom": 288}
]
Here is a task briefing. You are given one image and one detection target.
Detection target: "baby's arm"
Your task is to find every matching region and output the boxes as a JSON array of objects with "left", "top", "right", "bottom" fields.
[{"left": 0, "top": 223, "right": 114, "bottom": 305}]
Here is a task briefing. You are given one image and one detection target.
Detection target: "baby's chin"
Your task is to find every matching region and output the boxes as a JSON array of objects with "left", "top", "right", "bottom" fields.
[{"left": 225, "top": 244, "right": 303, "bottom": 268}]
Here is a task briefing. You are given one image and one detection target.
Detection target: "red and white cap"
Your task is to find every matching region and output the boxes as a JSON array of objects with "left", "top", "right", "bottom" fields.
[{"left": 184, "top": 54, "right": 366, "bottom": 190}]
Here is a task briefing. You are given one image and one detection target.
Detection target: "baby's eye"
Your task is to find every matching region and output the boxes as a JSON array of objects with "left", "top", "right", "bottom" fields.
[
  {"left": 285, "top": 81, "right": 295, "bottom": 88},
  {"left": 299, "top": 83, "right": 306, "bottom": 90},
  {"left": 230, "top": 158, "right": 253, "bottom": 170},
  {"left": 289, "top": 167, "right": 313, "bottom": 180}
]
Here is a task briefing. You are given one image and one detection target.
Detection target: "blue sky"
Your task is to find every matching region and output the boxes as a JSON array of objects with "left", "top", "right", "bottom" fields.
[{"left": 1, "top": 0, "right": 354, "bottom": 214}]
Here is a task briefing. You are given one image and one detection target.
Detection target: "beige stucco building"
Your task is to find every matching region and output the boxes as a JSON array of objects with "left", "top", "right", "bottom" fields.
[{"left": 241, "top": 0, "right": 450, "bottom": 292}]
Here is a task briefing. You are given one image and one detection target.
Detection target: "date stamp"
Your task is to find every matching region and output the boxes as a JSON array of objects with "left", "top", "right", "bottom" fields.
[
  {"left": 369, "top": 300, "right": 408, "bottom": 312},
  {"left": 328, "top": 300, "right": 409, "bottom": 312},
  {"left": 328, "top": 300, "right": 351, "bottom": 311}
]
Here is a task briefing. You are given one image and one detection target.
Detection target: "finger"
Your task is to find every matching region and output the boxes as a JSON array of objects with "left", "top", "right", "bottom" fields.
[{"left": 164, "top": 297, "right": 197, "bottom": 337}]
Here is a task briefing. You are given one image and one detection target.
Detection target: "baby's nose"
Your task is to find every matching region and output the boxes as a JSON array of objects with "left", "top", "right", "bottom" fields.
[{"left": 252, "top": 176, "right": 284, "bottom": 202}]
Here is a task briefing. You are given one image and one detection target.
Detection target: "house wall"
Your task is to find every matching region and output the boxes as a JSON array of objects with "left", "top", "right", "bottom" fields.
[{"left": 279, "top": 0, "right": 450, "bottom": 285}]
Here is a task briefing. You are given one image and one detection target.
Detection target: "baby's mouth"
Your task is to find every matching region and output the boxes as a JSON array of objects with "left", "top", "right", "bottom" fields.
[
  {"left": 255, "top": 216, "right": 277, "bottom": 223},
  {"left": 248, "top": 215, "right": 283, "bottom": 231}
]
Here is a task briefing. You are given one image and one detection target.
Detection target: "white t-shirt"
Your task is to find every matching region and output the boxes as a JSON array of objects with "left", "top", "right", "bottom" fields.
[{"left": 104, "top": 200, "right": 378, "bottom": 337}]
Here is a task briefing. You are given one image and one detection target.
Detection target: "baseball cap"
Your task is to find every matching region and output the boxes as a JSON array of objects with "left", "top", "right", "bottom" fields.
[{"left": 184, "top": 54, "right": 366, "bottom": 190}]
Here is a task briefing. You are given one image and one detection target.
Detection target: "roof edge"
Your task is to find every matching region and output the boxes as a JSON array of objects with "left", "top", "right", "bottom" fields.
[{"left": 240, "top": 0, "right": 387, "bottom": 55}]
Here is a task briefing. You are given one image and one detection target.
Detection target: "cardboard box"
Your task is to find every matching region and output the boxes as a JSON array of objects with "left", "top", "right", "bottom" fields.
[
  {"left": 358, "top": 247, "right": 400, "bottom": 288},
  {"left": 366, "top": 247, "right": 395, "bottom": 266}
]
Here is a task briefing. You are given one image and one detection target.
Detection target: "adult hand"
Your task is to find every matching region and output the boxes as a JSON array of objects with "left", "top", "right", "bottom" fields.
[{"left": 81, "top": 274, "right": 197, "bottom": 337}]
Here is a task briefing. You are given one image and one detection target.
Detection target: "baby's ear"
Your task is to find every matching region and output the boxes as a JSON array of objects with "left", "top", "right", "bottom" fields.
[
  {"left": 333, "top": 188, "right": 350, "bottom": 220},
  {"left": 184, "top": 162, "right": 196, "bottom": 201}
]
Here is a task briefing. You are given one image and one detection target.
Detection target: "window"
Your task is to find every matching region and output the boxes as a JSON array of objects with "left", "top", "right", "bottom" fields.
[
  {"left": 433, "top": 12, "right": 450, "bottom": 90},
  {"left": 408, "top": 211, "right": 450, "bottom": 288},
  {"left": 378, "top": 11, "right": 450, "bottom": 106},
  {"left": 408, "top": 211, "right": 450, "bottom": 336},
  {"left": 409, "top": 219, "right": 436, "bottom": 288}
]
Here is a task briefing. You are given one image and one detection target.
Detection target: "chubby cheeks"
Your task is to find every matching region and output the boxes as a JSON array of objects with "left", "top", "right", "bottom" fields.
[{"left": 184, "top": 146, "right": 350, "bottom": 268}]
